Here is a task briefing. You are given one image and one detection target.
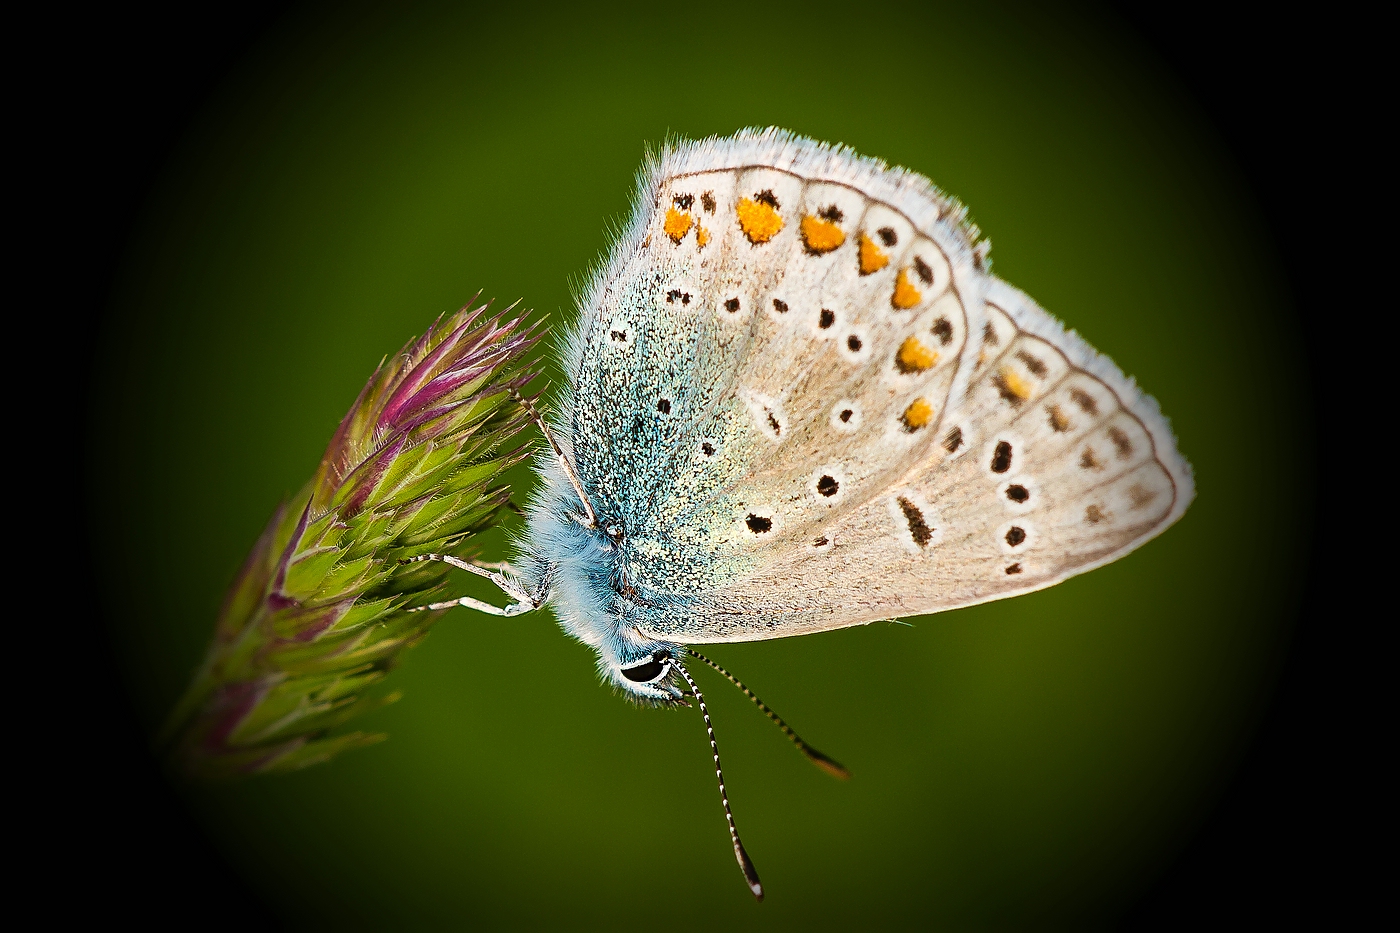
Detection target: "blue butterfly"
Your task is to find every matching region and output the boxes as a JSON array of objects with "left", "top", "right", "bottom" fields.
[{"left": 409, "top": 128, "right": 1193, "bottom": 898}]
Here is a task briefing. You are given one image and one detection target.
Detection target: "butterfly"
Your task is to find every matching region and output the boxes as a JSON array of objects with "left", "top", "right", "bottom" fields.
[{"left": 409, "top": 127, "right": 1194, "bottom": 899}]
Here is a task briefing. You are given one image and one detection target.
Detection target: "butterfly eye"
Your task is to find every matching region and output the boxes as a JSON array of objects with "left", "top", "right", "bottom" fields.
[
  {"left": 605, "top": 523, "right": 624, "bottom": 543},
  {"left": 621, "top": 650, "right": 670, "bottom": 683}
]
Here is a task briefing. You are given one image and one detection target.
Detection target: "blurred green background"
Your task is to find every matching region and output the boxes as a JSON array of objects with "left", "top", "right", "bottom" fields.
[{"left": 94, "top": 1, "right": 1306, "bottom": 927}]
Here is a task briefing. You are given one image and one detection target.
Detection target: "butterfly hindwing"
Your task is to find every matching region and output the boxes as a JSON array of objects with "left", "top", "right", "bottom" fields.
[
  {"left": 552, "top": 130, "right": 1191, "bottom": 645},
  {"left": 632, "top": 278, "right": 1192, "bottom": 643}
]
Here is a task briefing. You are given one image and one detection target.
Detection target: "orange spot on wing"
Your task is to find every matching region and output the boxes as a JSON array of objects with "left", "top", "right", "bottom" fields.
[
  {"left": 664, "top": 208, "right": 693, "bottom": 243},
  {"left": 858, "top": 233, "right": 889, "bottom": 274},
  {"left": 895, "top": 337, "right": 938, "bottom": 374},
  {"left": 800, "top": 214, "right": 845, "bottom": 253},
  {"left": 994, "top": 366, "right": 1033, "bottom": 403},
  {"left": 696, "top": 224, "right": 710, "bottom": 248},
  {"left": 891, "top": 269, "right": 922, "bottom": 309},
  {"left": 901, "top": 397, "right": 934, "bottom": 431},
  {"left": 736, "top": 198, "right": 783, "bottom": 243}
]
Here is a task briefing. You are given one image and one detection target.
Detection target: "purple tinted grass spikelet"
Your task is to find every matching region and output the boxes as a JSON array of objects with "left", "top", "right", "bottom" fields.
[{"left": 161, "top": 298, "right": 542, "bottom": 778}]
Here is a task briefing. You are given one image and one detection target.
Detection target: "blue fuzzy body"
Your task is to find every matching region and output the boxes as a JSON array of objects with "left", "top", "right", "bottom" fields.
[{"left": 515, "top": 455, "right": 709, "bottom": 701}]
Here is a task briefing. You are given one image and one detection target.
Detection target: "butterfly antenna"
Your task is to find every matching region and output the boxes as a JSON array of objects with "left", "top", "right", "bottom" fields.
[
  {"left": 673, "top": 660, "right": 764, "bottom": 902},
  {"left": 687, "top": 650, "right": 850, "bottom": 780},
  {"left": 510, "top": 389, "right": 597, "bottom": 528}
]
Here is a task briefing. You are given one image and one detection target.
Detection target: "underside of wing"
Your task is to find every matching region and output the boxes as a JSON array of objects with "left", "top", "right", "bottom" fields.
[
  {"left": 547, "top": 128, "right": 1192, "bottom": 646},
  {"left": 638, "top": 278, "right": 1195, "bottom": 643}
]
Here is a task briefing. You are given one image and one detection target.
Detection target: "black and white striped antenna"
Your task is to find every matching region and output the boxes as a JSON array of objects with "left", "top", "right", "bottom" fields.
[
  {"left": 673, "top": 660, "right": 764, "bottom": 901},
  {"left": 687, "top": 650, "right": 849, "bottom": 780}
]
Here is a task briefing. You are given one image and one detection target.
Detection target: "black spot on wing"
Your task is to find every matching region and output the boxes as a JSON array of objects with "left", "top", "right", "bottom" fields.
[
  {"left": 1015, "top": 350, "right": 1047, "bottom": 376},
  {"left": 1070, "top": 387, "right": 1099, "bottom": 415},
  {"left": 991, "top": 441, "right": 1013, "bottom": 474},
  {"left": 897, "top": 496, "right": 932, "bottom": 547},
  {"left": 1108, "top": 426, "right": 1134, "bottom": 459}
]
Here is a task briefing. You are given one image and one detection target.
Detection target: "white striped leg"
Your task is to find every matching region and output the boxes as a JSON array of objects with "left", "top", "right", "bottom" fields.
[
  {"left": 512, "top": 390, "right": 598, "bottom": 530},
  {"left": 468, "top": 559, "right": 518, "bottom": 575},
  {"left": 403, "top": 554, "right": 539, "bottom": 616}
]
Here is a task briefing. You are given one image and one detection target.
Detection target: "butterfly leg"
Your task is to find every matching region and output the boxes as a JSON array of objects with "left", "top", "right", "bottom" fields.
[
  {"left": 408, "top": 594, "right": 533, "bottom": 616},
  {"left": 512, "top": 389, "right": 598, "bottom": 529},
  {"left": 467, "top": 559, "right": 519, "bottom": 576},
  {"left": 402, "top": 553, "right": 539, "bottom": 616}
]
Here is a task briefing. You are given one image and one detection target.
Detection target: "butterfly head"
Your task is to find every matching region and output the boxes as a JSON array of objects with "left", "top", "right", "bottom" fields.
[{"left": 606, "top": 644, "right": 688, "bottom": 705}]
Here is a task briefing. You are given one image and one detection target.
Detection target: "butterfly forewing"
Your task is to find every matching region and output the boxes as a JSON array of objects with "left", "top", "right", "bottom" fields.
[{"left": 678, "top": 186, "right": 972, "bottom": 581}]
